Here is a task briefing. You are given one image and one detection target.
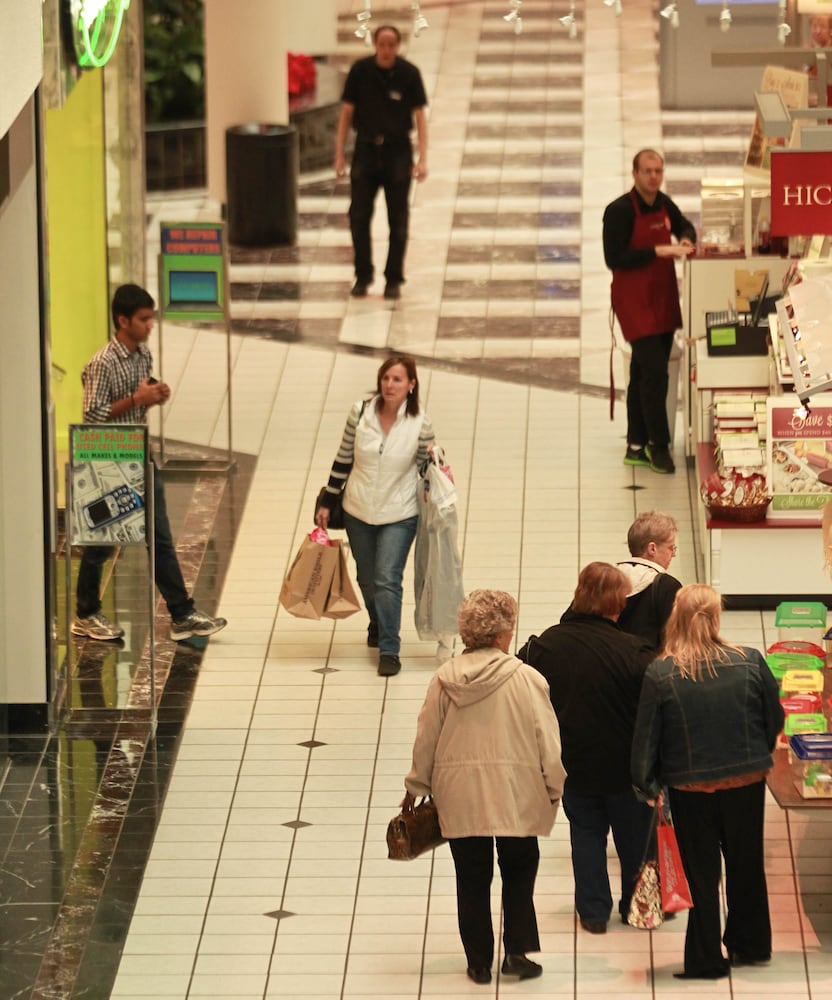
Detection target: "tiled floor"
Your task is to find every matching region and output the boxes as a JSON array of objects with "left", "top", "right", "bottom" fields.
[{"left": 6, "top": 0, "right": 832, "bottom": 997}]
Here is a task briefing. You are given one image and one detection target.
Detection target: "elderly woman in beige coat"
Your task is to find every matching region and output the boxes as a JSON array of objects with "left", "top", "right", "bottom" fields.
[{"left": 405, "top": 590, "right": 566, "bottom": 986}]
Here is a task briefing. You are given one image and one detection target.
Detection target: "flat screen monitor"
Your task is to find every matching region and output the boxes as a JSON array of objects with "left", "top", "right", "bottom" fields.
[{"left": 169, "top": 270, "right": 219, "bottom": 306}]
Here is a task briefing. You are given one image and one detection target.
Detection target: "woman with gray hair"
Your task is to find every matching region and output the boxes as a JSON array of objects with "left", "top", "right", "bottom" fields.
[{"left": 405, "top": 590, "right": 565, "bottom": 986}]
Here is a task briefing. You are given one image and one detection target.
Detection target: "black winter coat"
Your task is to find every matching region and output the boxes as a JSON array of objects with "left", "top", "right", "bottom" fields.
[{"left": 518, "top": 611, "right": 654, "bottom": 795}]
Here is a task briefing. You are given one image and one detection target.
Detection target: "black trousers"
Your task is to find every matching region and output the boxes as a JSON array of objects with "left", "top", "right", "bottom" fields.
[
  {"left": 669, "top": 781, "right": 772, "bottom": 976},
  {"left": 448, "top": 836, "right": 540, "bottom": 970},
  {"left": 76, "top": 461, "right": 193, "bottom": 621},
  {"left": 348, "top": 141, "right": 413, "bottom": 285},
  {"left": 626, "top": 330, "right": 673, "bottom": 449}
]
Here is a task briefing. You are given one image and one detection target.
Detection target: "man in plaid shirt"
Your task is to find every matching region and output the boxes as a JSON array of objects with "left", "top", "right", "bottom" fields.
[{"left": 72, "top": 284, "right": 227, "bottom": 642}]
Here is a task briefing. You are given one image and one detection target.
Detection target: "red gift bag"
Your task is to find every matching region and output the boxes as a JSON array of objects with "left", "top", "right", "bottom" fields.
[{"left": 657, "top": 812, "right": 693, "bottom": 913}]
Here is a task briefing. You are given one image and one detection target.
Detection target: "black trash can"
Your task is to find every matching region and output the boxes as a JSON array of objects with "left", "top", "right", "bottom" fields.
[{"left": 226, "top": 124, "right": 299, "bottom": 246}]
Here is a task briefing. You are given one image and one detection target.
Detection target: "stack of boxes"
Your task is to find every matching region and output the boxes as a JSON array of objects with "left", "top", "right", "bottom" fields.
[
  {"left": 766, "top": 601, "right": 832, "bottom": 797},
  {"left": 712, "top": 393, "right": 768, "bottom": 477}
]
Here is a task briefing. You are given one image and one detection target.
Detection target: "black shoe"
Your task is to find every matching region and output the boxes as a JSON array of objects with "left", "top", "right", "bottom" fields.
[
  {"left": 384, "top": 282, "right": 401, "bottom": 300},
  {"left": 378, "top": 654, "right": 401, "bottom": 676},
  {"left": 646, "top": 444, "right": 675, "bottom": 475},
  {"left": 729, "top": 951, "right": 771, "bottom": 967},
  {"left": 367, "top": 622, "right": 379, "bottom": 647},
  {"left": 501, "top": 954, "right": 542, "bottom": 979},
  {"left": 673, "top": 961, "right": 730, "bottom": 980},
  {"left": 623, "top": 445, "right": 651, "bottom": 467},
  {"left": 350, "top": 281, "right": 368, "bottom": 297},
  {"left": 580, "top": 918, "right": 608, "bottom": 934},
  {"left": 466, "top": 967, "right": 492, "bottom": 984}
]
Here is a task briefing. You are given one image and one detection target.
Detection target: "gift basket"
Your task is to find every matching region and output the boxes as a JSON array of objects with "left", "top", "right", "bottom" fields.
[{"left": 701, "top": 470, "right": 771, "bottom": 523}]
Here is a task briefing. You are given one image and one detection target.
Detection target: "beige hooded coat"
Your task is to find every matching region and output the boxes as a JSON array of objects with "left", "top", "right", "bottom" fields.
[{"left": 405, "top": 648, "right": 566, "bottom": 839}]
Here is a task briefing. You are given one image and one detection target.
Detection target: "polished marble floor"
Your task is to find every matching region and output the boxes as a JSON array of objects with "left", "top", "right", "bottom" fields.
[{"left": 6, "top": 0, "right": 832, "bottom": 997}]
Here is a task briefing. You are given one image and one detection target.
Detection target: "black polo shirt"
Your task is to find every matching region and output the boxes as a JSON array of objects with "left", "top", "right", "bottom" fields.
[{"left": 342, "top": 55, "right": 427, "bottom": 144}]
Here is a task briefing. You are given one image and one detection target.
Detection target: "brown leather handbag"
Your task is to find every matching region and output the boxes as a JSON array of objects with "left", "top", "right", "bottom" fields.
[{"left": 387, "top": 792, "right": 446, "bottom": 860}]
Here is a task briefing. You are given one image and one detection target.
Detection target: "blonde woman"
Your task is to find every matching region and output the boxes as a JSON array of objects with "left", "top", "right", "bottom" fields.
[{"left": 632, "top": 584, "right": 783, "bottom": 980}]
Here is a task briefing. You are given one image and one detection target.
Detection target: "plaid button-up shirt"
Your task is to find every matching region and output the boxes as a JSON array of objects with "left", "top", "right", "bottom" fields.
[{"left": 81, "top": 338, "right": 153, "bottom": 424}]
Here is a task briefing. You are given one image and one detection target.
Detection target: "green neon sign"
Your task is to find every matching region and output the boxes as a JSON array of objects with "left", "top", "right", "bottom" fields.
[{"left": 71, "top": 0, "right": 131, "bottom": 69}]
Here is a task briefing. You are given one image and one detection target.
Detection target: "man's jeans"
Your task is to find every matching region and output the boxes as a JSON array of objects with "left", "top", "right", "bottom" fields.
[{"left": 344, "top": 512, "right": 417, "bottom": 656}]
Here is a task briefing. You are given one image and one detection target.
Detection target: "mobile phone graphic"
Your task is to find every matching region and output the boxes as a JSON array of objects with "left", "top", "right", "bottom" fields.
[{"left": 82, "top": 484, "right": 143, "bottom": 530}]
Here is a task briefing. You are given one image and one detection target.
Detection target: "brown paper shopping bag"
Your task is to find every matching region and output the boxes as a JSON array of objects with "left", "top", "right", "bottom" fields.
[
  {"left": 279, "top": 535, "right": 339, "bottom": 620},
  {"left": 323, "top": 541, "right": 361, "bottom": 619}
]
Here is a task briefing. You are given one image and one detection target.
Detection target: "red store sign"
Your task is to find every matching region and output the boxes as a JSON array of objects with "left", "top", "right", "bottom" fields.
[{"left": 771, "top": 150, "right": 832, "bottom": 235}]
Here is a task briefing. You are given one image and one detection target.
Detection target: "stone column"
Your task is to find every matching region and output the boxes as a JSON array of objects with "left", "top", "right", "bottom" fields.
[{"left": 204, "top": 0, "right": 292, "bottom": 206}]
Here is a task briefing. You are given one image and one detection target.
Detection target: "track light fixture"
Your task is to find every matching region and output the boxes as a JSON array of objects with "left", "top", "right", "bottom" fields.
[
  {"left": 412, "top": 1, "right": 429, "bottom": 36},
  {"left": 504, "top": 0, "right": 523, "bottom": 34},
  {"left": 559, "top": 0, "right": 578, "bottom": 38},
  {"left": 777, "top": 0, "right": 790, "bottom": 43},
  {"left": 660, "top": 1, "right": 680, "bottom": 27},
  {"left": 355, "top": 4, "right": 372, "bottom": 46}
]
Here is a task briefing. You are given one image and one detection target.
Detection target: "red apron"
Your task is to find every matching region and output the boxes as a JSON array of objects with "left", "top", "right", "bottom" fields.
[{"left": 611, "top": 191, "right": 682, "bottom": 343}]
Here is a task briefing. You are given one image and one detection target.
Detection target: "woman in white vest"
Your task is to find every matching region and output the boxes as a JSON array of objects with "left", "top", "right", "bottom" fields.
[{"left": 316, "top": 355, "right": 435, "bottom": 676}]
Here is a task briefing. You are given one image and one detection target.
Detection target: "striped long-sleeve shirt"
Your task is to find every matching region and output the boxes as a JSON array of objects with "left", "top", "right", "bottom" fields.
[{"left": 324, "top": 396, "right": 435, "bottom": 524}]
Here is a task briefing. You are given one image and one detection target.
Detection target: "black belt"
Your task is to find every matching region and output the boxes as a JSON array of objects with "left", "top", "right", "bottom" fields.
[{"left": 358, "top": 135, "right": 409, "bottom": 147}]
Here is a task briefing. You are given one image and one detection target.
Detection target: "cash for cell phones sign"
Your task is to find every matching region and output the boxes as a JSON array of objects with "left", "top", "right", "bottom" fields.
[
  {"left": 767, "top": 400, "right": 832, "bottom": 515},
  {"left": 69, "top": 424, "right": 148, "bottom": 545}
]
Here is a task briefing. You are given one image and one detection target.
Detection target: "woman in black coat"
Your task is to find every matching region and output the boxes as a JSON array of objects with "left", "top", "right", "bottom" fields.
[{"left": 519, "top": 562, "right": 654, "bottom": 934}]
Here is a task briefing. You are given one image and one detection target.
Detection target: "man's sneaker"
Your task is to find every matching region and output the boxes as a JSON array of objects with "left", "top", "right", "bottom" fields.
[
  {"left": 71, "top": 612, "right": 125, "bottom": 641},
  {"left": 646, "top": 444, "right": 676, "bottom": 475},
  {"left": 350, "top": 281, "right": 368, "bottom": 298},
  {"left": 384, "top": 282, "right": 401, "bottom": 300},
  {"left": 623, "top": 446, "right": 651, "bottom": 467},
  {"left": 170, "top": 610, "right": 228, "bottom": 641}
]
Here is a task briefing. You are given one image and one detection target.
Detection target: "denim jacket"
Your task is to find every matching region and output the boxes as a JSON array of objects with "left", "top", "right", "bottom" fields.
[{"left": 631, "top": 645, "right": 784, "bottom": 799}]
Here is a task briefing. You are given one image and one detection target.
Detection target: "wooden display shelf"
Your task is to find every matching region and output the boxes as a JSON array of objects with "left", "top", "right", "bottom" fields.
[{"left": 768, "top": 746, "right": 832, "bottom": 809}]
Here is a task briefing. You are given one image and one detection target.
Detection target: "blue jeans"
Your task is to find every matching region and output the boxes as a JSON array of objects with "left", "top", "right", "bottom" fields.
[
  {"left": 343, "top": 512, "right": 417, "bottom": 656},
  {"left": 562, "top": 783, "right": 653, "bottom": 923}
]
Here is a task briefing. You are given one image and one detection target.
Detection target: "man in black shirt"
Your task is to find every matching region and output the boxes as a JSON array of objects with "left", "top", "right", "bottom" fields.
[
  {"left": 334, "top": 24, "right": 428, "bottom": 301},
  {"left": 603, "top": 150, "right": 696, "bottom": 475}
]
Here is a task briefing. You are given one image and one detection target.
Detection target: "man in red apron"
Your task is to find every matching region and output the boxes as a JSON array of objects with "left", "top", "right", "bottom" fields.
[{"left": 603, "top": 150, "right": 696, "bottom": 474}]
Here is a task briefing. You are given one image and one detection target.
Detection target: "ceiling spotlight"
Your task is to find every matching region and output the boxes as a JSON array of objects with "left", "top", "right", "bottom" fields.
[
  {"left": 660, "top": 1, "right": 680, "bottom": 27},
  {"left": 354, "top": 8, "right": 372, "bottom": 43},
  {"left": 560, "top": 0, "right": 578, "bottom": 37},
  {"left": 504, "top": 0, "right": 522, "bottom": 25},
  {"left": 720, "top": 1, "right": 732, "bottom": 30},
  {"left": 777, "top": 0, "right": 790, "bottom": 44},
  {"left": 412, "top": 1, "right": 429, "bottom": 36},
  {"left": 603, "top": 0, "right": 623, "bottom": 15}
]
